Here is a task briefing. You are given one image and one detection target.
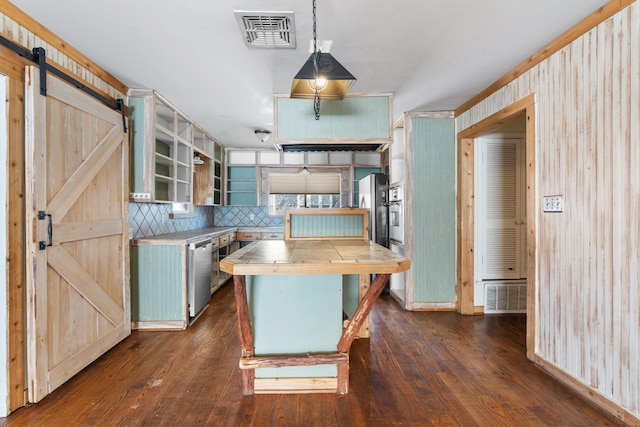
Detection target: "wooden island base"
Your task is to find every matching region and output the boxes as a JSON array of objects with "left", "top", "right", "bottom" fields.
[{"left": 233, "top": 272, "right": 392, "bottom": 395}]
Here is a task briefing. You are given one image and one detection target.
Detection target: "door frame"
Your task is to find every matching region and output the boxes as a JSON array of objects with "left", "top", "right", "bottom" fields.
[{"left": 457, "top": 94, "right": 537, "bottom": 360}]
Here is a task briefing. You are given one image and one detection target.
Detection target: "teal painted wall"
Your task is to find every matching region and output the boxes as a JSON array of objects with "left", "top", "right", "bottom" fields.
[
  {"left": 131, "top": 245, "right": 184, "bottom": 321},
  {"left": 342, "top": 274, "right": 360, "bottom": 318},
  {"left": 290, "top": 215, "right": 363, "bottom": 238},
  {"left": 247, "top": 274, "right": 342, "bottom": 378},
  {"left": 277, "top": 96, "right": 390, "bottom": 140},
  {"left": 411, "top": 117, "right": 456, "bottom": 302}
]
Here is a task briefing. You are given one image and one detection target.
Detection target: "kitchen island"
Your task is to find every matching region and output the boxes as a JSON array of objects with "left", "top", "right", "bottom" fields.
[{"left": 219, "top": 239, "right": 410, "bottom": 395}]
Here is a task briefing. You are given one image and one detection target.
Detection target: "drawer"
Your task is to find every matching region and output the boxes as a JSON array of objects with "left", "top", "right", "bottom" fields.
[
  {"left": 219, "top": 234, "right": 231, "bottom": 245},
  {"left": 237, "top": 231, "right": 262, "bottom": 241},
  {"left": 262, "top": 232, "right": 284, "bottom": 240}
]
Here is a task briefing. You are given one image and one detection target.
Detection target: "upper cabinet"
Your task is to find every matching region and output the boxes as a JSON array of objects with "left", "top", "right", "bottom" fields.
[{"left": 128, "top": 89, "right": 223, "bottom": 205}]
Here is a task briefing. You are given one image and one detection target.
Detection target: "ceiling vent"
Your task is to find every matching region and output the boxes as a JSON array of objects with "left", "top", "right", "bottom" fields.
[{"left": 234, "top": 11, "right": 296, "bottom": 49}]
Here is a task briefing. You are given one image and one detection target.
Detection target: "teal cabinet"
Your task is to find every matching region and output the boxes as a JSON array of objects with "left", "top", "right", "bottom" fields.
[
  {"left": 130, "top": 243, "right": 188, "bottom": 329},
  {"left": 274, "top": 95, "right": 392, "bottom": 151},
  {"left": 227, "top": 166, "right": 256, "bottom": 206}
]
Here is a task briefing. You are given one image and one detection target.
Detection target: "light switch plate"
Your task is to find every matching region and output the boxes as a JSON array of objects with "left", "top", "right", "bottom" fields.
[{"left": 543, "top": 195, "right": 563, "bottom": 212}]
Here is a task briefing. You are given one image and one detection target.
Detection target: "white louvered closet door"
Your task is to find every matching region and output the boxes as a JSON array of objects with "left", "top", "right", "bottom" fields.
[{"left": 479, "top": 137, "right": 527, "bottom": 280}]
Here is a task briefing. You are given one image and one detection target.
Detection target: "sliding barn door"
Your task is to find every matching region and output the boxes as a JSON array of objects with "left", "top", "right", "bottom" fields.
[{"left": 24, "top": 66, "right": 130, "bottom": 402}]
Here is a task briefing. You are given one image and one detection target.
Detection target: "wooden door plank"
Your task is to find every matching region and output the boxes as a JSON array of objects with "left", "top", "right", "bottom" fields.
[
  {"left": 47, "top": 126, "right": 122, "bottom": 220},
  {"left": 47, "top": 246, "right": 124, "bottom": 326},
  {"left": 53, "top": 219, "right": 124, "bottom": 243},
  {"left": 47, "top": 326, "right": 128, "bottom": 392},
  {"left": 24, "top": 66, "right": 50, "bottom": 402},
  {"left": 47, "top": 74, "right": 121, "bottom": 126}
]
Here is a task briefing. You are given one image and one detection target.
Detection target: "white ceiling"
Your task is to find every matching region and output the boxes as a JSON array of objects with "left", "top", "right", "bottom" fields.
[{"left": 10, "top": 0, "right": 607, "bottom": 149}]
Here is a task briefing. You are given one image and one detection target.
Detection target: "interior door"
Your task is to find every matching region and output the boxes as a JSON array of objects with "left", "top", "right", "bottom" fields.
[
  {"left": 478, "top": 136, "right": 526, "bottom": 280},
  {"left": 24, "top": 66, "right": 130, "bottom": 402}
]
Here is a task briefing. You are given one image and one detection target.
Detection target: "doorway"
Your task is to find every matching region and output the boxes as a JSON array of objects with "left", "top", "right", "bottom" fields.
[
  {"left": 457, "top": 94, "right": 537, "bottom": 360},
  {"left": 475, "top": 120, "right": 527, "bottom": 313}
]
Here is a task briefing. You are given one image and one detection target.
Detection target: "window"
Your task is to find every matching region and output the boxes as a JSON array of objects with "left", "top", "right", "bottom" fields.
[
  {"left": 170, "top": 202, "right": 196, "bottom": 218},
  {"left": 269, "top": 194, "right": 341, "bottom": 215},
  {"left": 268, "top": 172, "right": 341, "bottom": 215}
]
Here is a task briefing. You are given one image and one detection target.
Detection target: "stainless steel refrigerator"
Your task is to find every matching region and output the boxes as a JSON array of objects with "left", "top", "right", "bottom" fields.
[{"left": 358, "top": 173, "right": 389, "bottom": 248}]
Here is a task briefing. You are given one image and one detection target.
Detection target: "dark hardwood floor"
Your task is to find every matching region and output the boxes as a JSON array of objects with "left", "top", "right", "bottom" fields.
[{"left": 1, "top": 282, "right": 624, "bottom": 426}]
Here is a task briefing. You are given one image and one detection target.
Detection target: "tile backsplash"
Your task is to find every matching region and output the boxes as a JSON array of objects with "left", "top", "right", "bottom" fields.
[
  {"left": 129, "top": 203, "right": 283, "bottom": 238},
  {"left": 214, "top": 206, "right": 283, "bottom": 227},
  {"left": 129, "top": 203, "right": 215, "bottom": 238}
]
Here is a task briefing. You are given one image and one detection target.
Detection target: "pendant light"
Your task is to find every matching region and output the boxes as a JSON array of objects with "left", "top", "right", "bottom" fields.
[{"left": 290, "top": 0, "right": 356, "bottom": 120}]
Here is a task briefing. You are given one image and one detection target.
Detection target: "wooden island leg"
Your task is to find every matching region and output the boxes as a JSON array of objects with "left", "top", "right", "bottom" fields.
[{"left": 233, "top": 275, "right": 255, "bottom": 395}]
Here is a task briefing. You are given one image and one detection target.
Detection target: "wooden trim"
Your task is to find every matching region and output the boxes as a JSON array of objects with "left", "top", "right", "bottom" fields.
[
  {"left": 253, "top": 377, "right": 338, "bottom": 394},
  {"left": 455, "top": 96, "right": 538, "bottom": 363},
  {"left": 0, "top": 2, "right": 128, "bottom": 95},
  {"left": 458, "top": 94, "right": 536, "bottom": 138},
  {"left": 406, "top": 302, "right": 457, "bottom": 311},
  {"left": 239, "top": 353, "right": 348, "bottom": 369},
  {"left": 2, "top": 52, "right": 28, "bottom": 412},
  {"left": 455, "top": 0, "right": 637, "bottom": 116},
  {"left": 131, "top": 321, "right": 187, "bottom": 331},
  {"left": 534, "top": 356, "right": 640, "bottom": 426},
  {"left": 457, "top": 136, "right": 475, "bottom": 315}
]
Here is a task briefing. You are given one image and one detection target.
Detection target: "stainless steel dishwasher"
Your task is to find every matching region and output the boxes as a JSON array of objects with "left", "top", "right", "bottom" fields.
[{"left": 188, "top": 237, "right": 212, "bottom": 318}]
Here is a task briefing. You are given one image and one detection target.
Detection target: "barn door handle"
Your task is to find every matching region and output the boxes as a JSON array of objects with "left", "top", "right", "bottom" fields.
[{"left": 38, "top": 210, "right": 52, "bottom": 250}]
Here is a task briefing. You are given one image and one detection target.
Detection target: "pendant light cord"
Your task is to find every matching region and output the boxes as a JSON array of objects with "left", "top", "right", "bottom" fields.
[{"left": 312, "top": 0, "right": 321, "bottom": 120}]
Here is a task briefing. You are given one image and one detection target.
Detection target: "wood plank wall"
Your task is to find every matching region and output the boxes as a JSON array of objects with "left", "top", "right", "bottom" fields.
[{"left": 456, "top": 2, "right": 639, "bottom": 422}]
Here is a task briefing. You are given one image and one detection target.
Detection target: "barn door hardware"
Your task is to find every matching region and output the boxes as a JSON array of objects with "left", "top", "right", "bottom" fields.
[
  {"left": 32, "top": 47, "right": 47, "bottom": 96},
  {"left": 0, "top": 34, "right": 127, "bottom": 131},
  {"left": 116, "top": 99, "right": 127, "bottom": 132},
  {"left": 37, "top": 211, "right": 53, "bottom": 250}
]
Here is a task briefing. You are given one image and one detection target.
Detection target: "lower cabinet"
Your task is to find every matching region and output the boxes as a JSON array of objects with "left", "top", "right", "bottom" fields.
[
  {"left": 212, "top": 232, "right": 239, "bottom": 293},
  {"left": 237, "top": 229, "right": 284, "bottom": 248},
  {"left": 130, "top": 229, "right": 239, "bottom": 330},
  {"left": 130, "top": 243, "right": 190, "bottom": 330}
]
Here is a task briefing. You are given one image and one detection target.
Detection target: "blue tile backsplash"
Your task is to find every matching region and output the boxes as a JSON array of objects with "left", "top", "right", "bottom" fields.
[
  {"left": 129, "top": 203, "right": 215, "bottom": 238},
  {"left": 214, "top": 206, "right": 284, "bottom": 227},
  {"left": 129, "top": 203, "right": 283, "bottom": 238}
]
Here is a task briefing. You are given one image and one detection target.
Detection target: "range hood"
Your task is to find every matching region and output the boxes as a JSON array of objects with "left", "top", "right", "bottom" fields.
[
  {"left": 277, "top": 142, "right": 389, "bottom": 152},
  {"left": 274, "top": 94, "right": 393, "bottom": 152}
]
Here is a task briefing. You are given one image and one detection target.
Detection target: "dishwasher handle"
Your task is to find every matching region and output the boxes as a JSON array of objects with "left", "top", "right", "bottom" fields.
[{"left": 189, "top": 238, "right": 212, "bottom": 250}]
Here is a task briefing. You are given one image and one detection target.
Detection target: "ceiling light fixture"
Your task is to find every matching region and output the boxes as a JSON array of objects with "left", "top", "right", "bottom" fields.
[
  {"left": 254, "top": 129, "right": 272, "bottom": 143},
  {"left": 299, "top": 166, "right": 311, "bottom": 175},
  {"left": 290, "top": 0, "right": 356, "bottom": 120},
  {"left": 193, "top": 153, "right": 205, "bottom": 165}
]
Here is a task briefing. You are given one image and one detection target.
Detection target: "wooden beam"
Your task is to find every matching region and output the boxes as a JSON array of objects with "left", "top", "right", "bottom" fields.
[
  {"left": 232, "top": 275, "right": 254, "bottom": 358},
  {"left": 337, "top": 273, "right": 390, "bottom": 352},
  {"left": 239, "top": 353, "right": 348, "bottom": 370},
  {"left": 455, "top": 0, "right": 637, "bottom": 116}
]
